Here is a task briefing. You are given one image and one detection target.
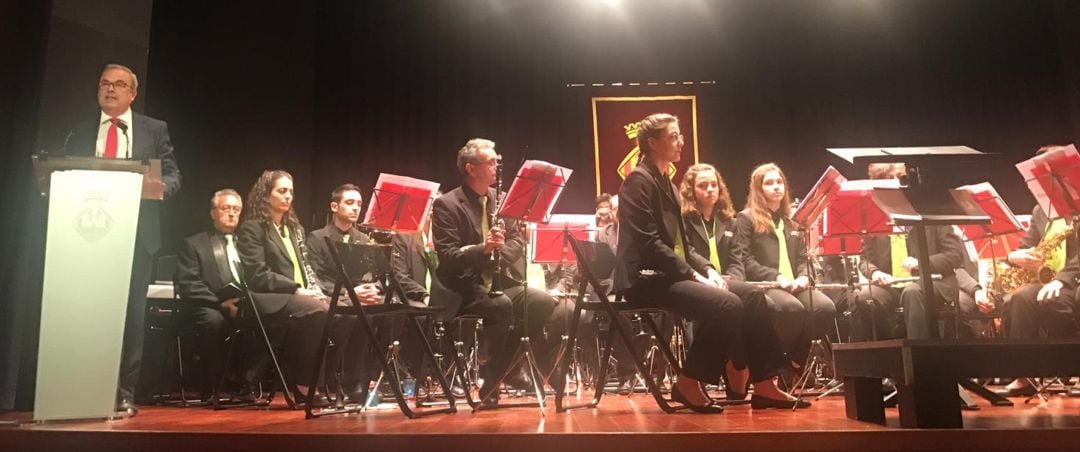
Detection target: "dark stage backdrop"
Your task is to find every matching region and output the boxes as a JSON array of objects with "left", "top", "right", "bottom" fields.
[{"left": 4, "top": 0, "right": 1080, "bottom": 409}]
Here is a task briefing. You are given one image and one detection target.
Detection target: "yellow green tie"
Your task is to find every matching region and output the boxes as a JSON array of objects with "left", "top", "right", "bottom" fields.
[
  {"left": 673, "top": 224, "right": 687, "bottom": 261},
  {"left": 890, "top": 234, "right": 910, "bottom": 278},
  {"left": 224, "top": 234, "right": 242, "bottom": 283},
  {"left": 280, "top": 225, "right": 305, "bottom": 287},
  {"left": 422, "top": 232, "right": 434, "bottom": 291},
  {"left": 342, "top": 233, "right": 350, "bottom": 243},
  {"left": 480, "top": 196, "right": 493, "bottom": 289},
  {"left": 703, "top": 218, "right": 722, "bottom": 272},
  {"left": 1045, "top": 219, "right": 1068, "bottom": 273},
  {"left": 775, "top": 219, "right": 794, "bottom": 279}
]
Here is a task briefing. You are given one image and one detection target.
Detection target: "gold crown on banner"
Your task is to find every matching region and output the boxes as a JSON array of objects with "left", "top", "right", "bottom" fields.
[{"left": 623, "top": 121, "right": 641, "bottom": 140}]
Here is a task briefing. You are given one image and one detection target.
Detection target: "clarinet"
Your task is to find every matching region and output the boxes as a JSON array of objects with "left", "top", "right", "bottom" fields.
[
  {"left": 487, "top": 155, "right": 505, "bottom": 297},
  {"left": 292, "top": 224, "right": 323, "bottom": 296}
]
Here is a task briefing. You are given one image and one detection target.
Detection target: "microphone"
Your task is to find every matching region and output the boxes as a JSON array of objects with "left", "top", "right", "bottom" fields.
[{"left": 117, "top": 121, "right": 130, "bottom": 158}]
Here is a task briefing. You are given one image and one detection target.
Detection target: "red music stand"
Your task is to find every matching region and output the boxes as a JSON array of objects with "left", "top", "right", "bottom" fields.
[
  {"left": 478, "top": 159, "right": 573, "bottom": 415},
  {"left": 362, "top": 173, "right": 440, "bottom": 233},
  {"left": 951, "top": 183, "right": 1024, "bottom": 277},
  {"left": 532, "top": 214, "right": 594, "bottom": 265},
  {"left": 1017, "top": 144, "right": 1080, "bottom": 222}
]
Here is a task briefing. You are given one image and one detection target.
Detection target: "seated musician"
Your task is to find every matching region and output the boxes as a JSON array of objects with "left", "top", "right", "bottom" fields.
[
  {"left": 734, "top": 163, "right": 837, "bottom": 360},
  {"left": 304, "top": 183, "right": 423, "bottom": 402},
  {"left": 998, "top": 146, "right": 1080, "bottom": 396},
  {"left": 235, "top": 170, "right": 354, "bottom": 400},
  {"left": 175, "top": 189, "right": 246, "bottom": 399},
  {"left": 616, "top": 113, "right": 806, "bottom": 411},
  {"left": 853, "top": 163, "right": 964, "bottom": 340},
  {"left": 953, "top": 226, "right": 994, "bottom": 338},
  {"left": 595, "top": 193, "right": 615, "bottom": 228},
  {"left": 431, "top": 138, "right": 571, "bottom": 404},
  {"left": 680, "top": 163, "right": 796, "bottom": 403}
]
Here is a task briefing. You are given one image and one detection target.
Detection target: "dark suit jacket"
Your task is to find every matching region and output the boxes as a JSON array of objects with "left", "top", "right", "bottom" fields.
[
  {"left": 304, "top": 224, "right": 429, "bottom": 303},
  {"left": 235, "top": 220, "right": 317, "bottom": 314},
  {"left": 597, "top": 222, "right": 618, "bottom": 252},
  {"left": 858, "top": 225, "right": 963, "bottom": 304},
  {"left": 63, "top": 112, "right": 181, "bottom": 255},
  {"left": 432, "top": 186, "right": 526, "bottom": 305},
  {"left": 613, "top": 160, "right": 713, "bottom": 292},
  {"left": 176, "top": 229, "right": 238, "bottom": 307},
  {"left": 391, "top": 232, "right": 433, "bottom": 298},
  {"left": 734, "top": 209, "right": 808, "bottom": 282},
  {"left": 683, "top": 211, "right": 744, "bottom": 281}
]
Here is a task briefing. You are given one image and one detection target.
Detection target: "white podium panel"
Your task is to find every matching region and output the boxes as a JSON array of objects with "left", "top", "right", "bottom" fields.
[{"left": 35, "top": 170, "right": 143, "bottom": 421}]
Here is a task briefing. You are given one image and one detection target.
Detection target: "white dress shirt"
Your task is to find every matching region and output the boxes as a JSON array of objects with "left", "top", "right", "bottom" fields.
[{"left": 95, "top": 108, "right": 134, "bottom": 158}]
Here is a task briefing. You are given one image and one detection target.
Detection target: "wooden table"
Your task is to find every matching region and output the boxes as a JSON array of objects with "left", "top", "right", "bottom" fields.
[{"left": 833, "top": 338, "right": 1080, "bottom": 428}]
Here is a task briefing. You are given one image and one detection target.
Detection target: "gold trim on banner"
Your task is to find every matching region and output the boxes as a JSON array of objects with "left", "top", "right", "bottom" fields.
[{"left": 591, "top": 95, "right": 699, "bottom": 196}]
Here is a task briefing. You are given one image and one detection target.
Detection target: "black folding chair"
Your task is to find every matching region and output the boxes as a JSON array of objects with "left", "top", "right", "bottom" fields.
[
  {"left": 304, "top": 239, "right": 457, "bottom": 419},
  {"left": 553, "top": 238, "right": 691, "bottom": 413},
  {"left": 209, "top": 274, "right": 301, "bottom": 410}
]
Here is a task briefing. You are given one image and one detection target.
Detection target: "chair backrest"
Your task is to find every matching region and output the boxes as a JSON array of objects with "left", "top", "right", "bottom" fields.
[{"left": 568, "top": 237, "right": 616, "bottom": 300}]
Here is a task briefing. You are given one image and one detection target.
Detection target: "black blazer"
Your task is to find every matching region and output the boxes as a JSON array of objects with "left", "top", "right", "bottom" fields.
[
  {"left": 734, "top": 209, "right": 808, "bottom": 282},
  {"left": 235, "top": 219, "right": 317, "bottom": 314},
  {"left": 683, "top": 211, "right": 744, "bottom": 281},
  {"left": 391, "top": 232, "right": 433, "bottom": 298},
  {"left": 858, "top": 225, "right": 963, "bottom": 304},
  {"left": 176, "top": 230, "right": 237, "bottom": 307},
  {"left": 62, "top": 112, "right": 181, "bottom": 255},
  {"left": 613, "top": 160, "right": 712, "bottom": 293},
  {"left": 431, "top": 186, "right": 525, "bottom": 304}
]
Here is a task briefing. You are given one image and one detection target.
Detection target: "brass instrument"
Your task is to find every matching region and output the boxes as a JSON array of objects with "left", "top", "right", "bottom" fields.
[
  {"left": 992, "top": 222, "right": 1074, "bottom": 293},
  {"left": 747, "top": 274, "right": 941, "bottom": 290}
]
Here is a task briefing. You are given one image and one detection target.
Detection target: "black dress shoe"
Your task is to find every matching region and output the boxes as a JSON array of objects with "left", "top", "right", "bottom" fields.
[
  {"left": 671, "top": 385, "right": 724, "bottom": 414},
  {"left": 995, "top": 385, "right": 1037, "bottom": 397},
  {"left": 117, "top": 399, "right": 139, "bottom": 417},
  {"left": 750, "top": 395, "right": 811, "bottom": 410}
]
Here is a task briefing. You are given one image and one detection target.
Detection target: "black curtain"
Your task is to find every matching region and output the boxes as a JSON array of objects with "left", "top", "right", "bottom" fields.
[
  {"left": 4, "top": 0, "right": 1079, "bottom": 410},
  {"left": 0, "top": 0, "right": 52, "bottom": 411}
]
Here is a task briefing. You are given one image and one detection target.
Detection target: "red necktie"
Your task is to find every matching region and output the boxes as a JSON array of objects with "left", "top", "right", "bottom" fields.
[{"left": 104, "top": 118, "right": 119, "bottom": 159}]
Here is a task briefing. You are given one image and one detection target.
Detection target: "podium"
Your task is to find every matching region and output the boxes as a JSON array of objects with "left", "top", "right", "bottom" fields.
[{"left": 30, "top": 155, "right": 160, "bottom": 421}]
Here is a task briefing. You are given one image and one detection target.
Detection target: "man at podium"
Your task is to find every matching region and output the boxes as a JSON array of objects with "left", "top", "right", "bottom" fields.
[{"left": 60, "top": 63, "right": 181, "bottom": 415}]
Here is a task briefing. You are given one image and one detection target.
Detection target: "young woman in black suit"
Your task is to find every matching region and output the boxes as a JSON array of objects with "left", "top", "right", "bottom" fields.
[
  {"left": 734, "top": 163, "right": 837, "bottom": 365},
  {"left": 615, "top": 115, "right": 808, "bottom": 411}
]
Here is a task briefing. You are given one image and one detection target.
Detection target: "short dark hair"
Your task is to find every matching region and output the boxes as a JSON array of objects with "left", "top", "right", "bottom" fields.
[
  {"left": 330, "top": 183, "right": 362, "bottom": 204},
  {"left": 595, "top": 193, "right": 612, "bottom": 209}
]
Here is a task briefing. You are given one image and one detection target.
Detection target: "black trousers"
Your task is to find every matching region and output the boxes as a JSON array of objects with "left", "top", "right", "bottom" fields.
[
  {"left": 257, "top": 293, "right": 356, "bottom": 388},
  {"left": 853, "top": 282, "right": 950, "bottom": 340},
  {"left": 458, "top": 285, "right": 572, "bottom": 384},
  {"left": 117, "top": 245, "right": 152, "bottom": 403},
  {"left": 764, "top": 288, "right": 836, "bottom": 361},
  {"left": 186, "top": 304, "right": 230, "bottom": 394},
  {"left": 1002, "top": 283, "right": 1079, "bottom": 339},
  {"left": 624, "top": 278, "right": 748, "bottom": 384}
]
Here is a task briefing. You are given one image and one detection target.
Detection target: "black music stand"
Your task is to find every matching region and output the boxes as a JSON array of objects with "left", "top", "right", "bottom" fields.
[
  {"left": 830, "top": 146, "right": 994, "bottom": 339},
  {"left": 474, "top": 160, "right": 572, "bottom": 416}
]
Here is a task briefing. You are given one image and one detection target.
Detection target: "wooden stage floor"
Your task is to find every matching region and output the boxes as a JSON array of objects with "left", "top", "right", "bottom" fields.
[{"left": 3, "top": 391, "right": 1080, "bottom": 451}]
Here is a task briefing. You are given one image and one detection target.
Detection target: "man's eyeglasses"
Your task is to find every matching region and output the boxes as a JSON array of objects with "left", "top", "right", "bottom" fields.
[
  {"left": 215, "top": 206, "right": 242, "bottom": 214},
  {"left": 99, "top": 80, "right": 132, "bottom": 91}
]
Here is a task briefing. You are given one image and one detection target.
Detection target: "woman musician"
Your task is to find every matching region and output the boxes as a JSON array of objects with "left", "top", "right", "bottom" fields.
[
  {"left": 615, "top": 113, "right": 808, "bottom": 412},
  {"left": 734, "top": 163, "right": 837, "bottom": 364},
  {"left": 235, "top": 169, "right": 355, "bottom": 400}
]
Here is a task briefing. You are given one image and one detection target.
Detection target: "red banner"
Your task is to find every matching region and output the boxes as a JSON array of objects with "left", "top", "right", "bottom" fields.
[{"left": 592, "top": 96, "right": 699, "bottom": 196}]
